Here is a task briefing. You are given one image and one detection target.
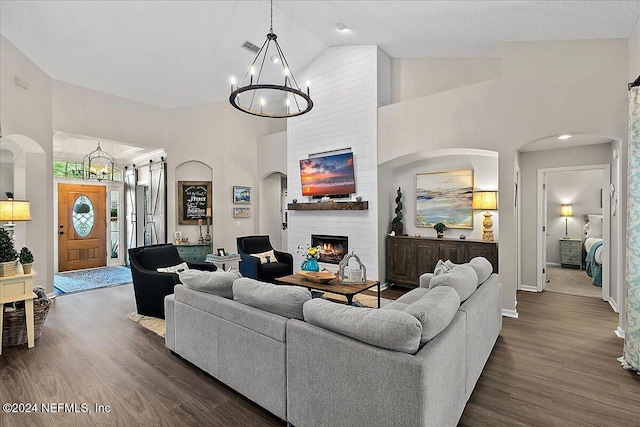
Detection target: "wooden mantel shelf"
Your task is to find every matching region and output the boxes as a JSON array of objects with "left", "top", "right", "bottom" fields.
[{"left": 287, "top": 201, "right": 368, "bottom": 211}]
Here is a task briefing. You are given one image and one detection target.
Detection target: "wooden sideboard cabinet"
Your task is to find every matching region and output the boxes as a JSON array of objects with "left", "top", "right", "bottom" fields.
[
  {"left": 386, "top": 236, "right": 498, "bottom": 287},
  {"left": 174, "top": 244, "right": 210, "bottom": 263}
]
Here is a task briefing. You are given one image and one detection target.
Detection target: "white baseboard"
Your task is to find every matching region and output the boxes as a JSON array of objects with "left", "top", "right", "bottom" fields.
[
  {"left": 546, "top": 262, "right": 561, "bottom": 267},
  {"left": 379, "top": 283, "right": 389, "bottom": 291},
  {"left": 502, "top": 308, "right": 519, "bottom": 318},
  {"left": 615, "top": 326, "right": 625, "bottom": 339},
  {"left": 609, "top": 297, "right": 619, "bottom": 313},
  {"left": 519, "top": 284, "right": 538, "bottom": 292}
]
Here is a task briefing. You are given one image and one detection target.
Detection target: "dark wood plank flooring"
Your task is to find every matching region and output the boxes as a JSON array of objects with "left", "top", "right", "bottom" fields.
[{"left": 1, "top": 285, "right": 638, "bottom": 426}]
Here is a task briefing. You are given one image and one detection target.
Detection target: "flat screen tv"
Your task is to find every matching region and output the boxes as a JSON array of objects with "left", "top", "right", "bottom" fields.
[{"left": 299, "top": 152, "right": 356, "bottom": 198}]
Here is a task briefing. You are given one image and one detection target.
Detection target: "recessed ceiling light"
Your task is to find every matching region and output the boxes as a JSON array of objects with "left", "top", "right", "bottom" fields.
[
  {"left": 557, "top": 134, "right": 573, "bottom": 140},
  {"left": 270, "top": 55, "right": 280, "bottom": 64},
  {"left": 336, "top": 23, "right": 347, "bottom": 31}
]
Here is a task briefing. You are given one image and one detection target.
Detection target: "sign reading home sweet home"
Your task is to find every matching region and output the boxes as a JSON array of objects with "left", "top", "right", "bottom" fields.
[{"left": 178, "top": 181, "right": 212, "bottom": 225}]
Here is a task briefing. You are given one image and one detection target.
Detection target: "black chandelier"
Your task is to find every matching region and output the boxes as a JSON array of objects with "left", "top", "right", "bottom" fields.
[
  {"left": 229, "top": 0, "right": 313, "bottom": 118},
  {"left": 83, "top": 142, "right": 114, "bottom": 181}
]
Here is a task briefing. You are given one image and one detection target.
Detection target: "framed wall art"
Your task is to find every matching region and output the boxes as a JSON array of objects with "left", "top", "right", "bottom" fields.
[
  {"left": 233, "top": 186, "right": 251, "bottom": 204},
  {"left": 233, "top": 207, "right": 251, "bottom": 218},
  {"left": 416, "top": 169, "right": 474, "bottom": 229},
  {"left": 178, "top": 181, "right": 212, "bottom": 225}
]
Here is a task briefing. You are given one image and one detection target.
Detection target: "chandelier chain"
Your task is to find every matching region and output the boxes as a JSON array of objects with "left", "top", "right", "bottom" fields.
[{"left": 270, "top": 0, "right": 273, "bottom": 34}]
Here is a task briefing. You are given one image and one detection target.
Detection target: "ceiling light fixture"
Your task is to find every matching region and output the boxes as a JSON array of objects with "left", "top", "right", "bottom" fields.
[
  {"left": 83, "top": 142, "right": 114, "bottom": 181},
  {"left": 557, "top": 134, "right": 573, "bottom": 140},
  {"left": 229, "top": 0, "right": 313, "bottom": 118},
  {"left": 336, "top": 23, "right": 347, "bottom": 31}
]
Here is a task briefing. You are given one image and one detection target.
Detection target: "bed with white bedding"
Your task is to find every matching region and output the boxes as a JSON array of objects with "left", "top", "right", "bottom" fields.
[{"left": 583, "top": 214, "right": 603, "bottom": 287}]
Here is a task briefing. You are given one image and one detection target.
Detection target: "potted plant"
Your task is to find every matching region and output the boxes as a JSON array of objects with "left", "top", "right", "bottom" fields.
[
  {"left": 19, "top": 247, "right": 34, "bottom": 274},
  {"left": 0, "top": 228, "right": 18, "bottom": 276},
  {"left": 391, "top": 187, "right": 404, "bottom": 235},
  {"left": 433, "top": 222, "right": 447, "bottom": 238}
]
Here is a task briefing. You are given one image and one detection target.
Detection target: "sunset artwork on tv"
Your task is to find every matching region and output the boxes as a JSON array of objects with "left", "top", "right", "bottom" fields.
[{"left": 299, "top": 152, "right": 356, "bottom": 197}]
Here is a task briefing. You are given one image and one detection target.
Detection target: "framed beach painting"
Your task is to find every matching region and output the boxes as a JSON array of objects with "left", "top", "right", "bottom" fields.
[
  {"left": 416, "top": 169, "right": 474, "bottom": 229},
  {"left": 233, "top": 186, "right": 251, "bottom": 204},
  {"left": 233, "top": 207, "right": 251, "bottom": 218}
]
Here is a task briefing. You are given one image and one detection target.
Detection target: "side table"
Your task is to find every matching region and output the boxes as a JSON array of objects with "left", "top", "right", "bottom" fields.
[
  {"left": 0, "top": 270, "right": 37, "bottom": 355},
  {"left": 206, "top": 254, "right": 241, "bottom": 271}
]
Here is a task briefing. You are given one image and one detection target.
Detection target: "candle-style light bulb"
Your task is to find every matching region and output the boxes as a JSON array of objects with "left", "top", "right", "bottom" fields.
[
  {"left": 306, "top": 80, "right": 311, "bottom": 96},
  {"left": 260, "top": 98, "right": 265, "bottom": 113},
  {"left": 250, "top": 66, "right": 255, "bottom": 85},
  {"left": 230, "top": 76, "right": 236, "bottom": 93},
  {"left": 286, "top": 98, "right": 290, "bottom": 114}
]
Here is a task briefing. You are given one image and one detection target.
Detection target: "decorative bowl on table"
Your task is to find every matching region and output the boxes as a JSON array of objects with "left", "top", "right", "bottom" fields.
[{"left": 297, "top": 270, "right": 336, "bottom": 284}]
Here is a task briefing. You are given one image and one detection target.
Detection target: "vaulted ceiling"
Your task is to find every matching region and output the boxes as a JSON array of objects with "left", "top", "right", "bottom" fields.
[{"left": 2, "top": 0, "right": 639, "bottom": 110}]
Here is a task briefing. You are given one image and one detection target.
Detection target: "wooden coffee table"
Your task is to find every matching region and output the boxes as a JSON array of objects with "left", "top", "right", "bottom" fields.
[{"left": 276, "top": 273, "right": 381, "bottom": 308}]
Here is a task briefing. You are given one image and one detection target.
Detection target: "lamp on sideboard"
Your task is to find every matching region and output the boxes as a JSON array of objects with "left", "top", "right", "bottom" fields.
[
  {"left": 0, "top": 198, "right": 32, "bottom": 237},
  {"left": 560, "top": 204, "right": 573, "bottom": 237},
  {"left": 472, "top": 191, "right": 498, "bottom": 241}
]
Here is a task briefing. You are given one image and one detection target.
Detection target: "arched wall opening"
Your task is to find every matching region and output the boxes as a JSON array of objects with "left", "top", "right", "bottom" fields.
[
  {"left": 1, "top": 134, "right": 52, "bottom": 294},
  {"left": 378, "top": 148, "right": 499, "bottom": 282}
]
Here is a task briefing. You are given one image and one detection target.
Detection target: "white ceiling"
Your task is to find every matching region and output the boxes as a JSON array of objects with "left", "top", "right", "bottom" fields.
[
  {"left": 519, "top": 134, "right": 614, "bottom": 153},
  {"left": 1, "top": 0, "right": 639, "bottom": 110}
]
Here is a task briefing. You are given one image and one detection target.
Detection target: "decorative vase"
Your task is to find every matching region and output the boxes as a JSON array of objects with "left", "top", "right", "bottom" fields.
[
  {"left": 303, "top": 258, "right": 320, "bottom": 272},
  {"left": 22, "top": 263, "right": 33, "bottom": 274},
  {"left": 0, "top": 260, "right": 17, "bottom": 277},
  {"left": 391, "top": 223, "right": 404, "bottom": 236},
  {"left": 437, "top": 232, "right": 444, "bottom": 238}
]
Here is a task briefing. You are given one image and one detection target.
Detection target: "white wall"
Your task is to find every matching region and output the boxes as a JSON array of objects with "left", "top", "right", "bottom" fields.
[
  {"left": 391, "top": 57, "right": 501, "bottom": 104},
  {"left": 168, "top": 101, "right": 271, "bottom": 254},
  {"left": 378, "top": 39, "right": 628, "bottom": 315},
  {"left": 52, "top": 80, "right": 168, "bottom": 150},
  {"left": 630, "top": 16, "right": 640, "bottom": 81},
  {"left": 519, "top": 144, "right": 611, "bottom": 286},
  {"left": 288, "top": 46, "right": 388, "bottom": 278},
  {"left": 0, "top": 150, "right": 13, "bottom": 197},
  {"left": 0, "top": 35, "right": 54, "bottom": 293},
  {"left": 546, "top": 169, "right": 603, "bottom": 264}
]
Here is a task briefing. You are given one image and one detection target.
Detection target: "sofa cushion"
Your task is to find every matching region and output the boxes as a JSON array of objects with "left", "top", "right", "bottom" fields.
[
  {"left": 251, "top": 249, "right": 278, "bottom": 264},
  {"left": 428, "top": 264, "right": 478, "bottom": 302},
  {"left": 158, "top": 262, "right": 189, "bottom": 274},
  {"left": 303, "top": 299, "right": 422, "bottom": 354},
  {"left": 259, "top": 262, "right": 291, "bottom": 276},
  {"left": 233, "top": 278, "right": 311, "bottom": 320},
  {"left": 395, "top": 287, "right": 430, "bottom": 304},
  {"left": 178, "top": 269, "right": 241, "bottom": 299},
  {"left": 469, "top": 257, "right": 493, "bottom": 285},
  {"left": 404, "top": 286, "right": 460, "bottom": 345},
  {"left": 381, "top": 301, "right": 410, "bottom": 312}
]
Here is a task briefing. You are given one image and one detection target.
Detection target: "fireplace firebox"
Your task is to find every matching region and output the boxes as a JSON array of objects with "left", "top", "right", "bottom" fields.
[{"left": 311, "top": 234, "right": 348, "bottom": 264}]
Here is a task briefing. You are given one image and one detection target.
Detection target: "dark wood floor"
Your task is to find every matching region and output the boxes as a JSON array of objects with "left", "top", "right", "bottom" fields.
[{"left": 1, "top": 285, "right": 638, "bottom": 426}]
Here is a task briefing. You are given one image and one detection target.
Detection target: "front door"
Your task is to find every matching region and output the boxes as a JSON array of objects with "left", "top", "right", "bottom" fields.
[{"left": 58, "top": 183, "right": 107, "bottom": 271}]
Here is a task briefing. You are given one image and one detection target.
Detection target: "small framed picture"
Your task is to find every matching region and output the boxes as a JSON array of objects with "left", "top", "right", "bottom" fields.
[
  {"left": 233, "top": 186, "right": 251, "bottom": 204},
  {"left": 233, "top": 207, "right": 251, "bottom": 218},
  {"left": 217, "top": 248, "right": 226, "bottom": 256}
]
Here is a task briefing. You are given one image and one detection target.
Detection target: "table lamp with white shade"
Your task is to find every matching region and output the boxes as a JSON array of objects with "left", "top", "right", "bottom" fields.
[
  {"left": 560, "top": 204, "right": 573, "bottom": 237},
  {"left": 0, "top": 198, "right": 31, "bottom": 237}
]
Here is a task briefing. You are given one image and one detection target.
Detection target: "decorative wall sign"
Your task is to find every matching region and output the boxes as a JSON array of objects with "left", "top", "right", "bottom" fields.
[
  {"left": 416, "top": 169, "right": 473, "bottom": 229},
  {"left": 178, "top": 181, "right": 212, "bottom": 225},
  {"left": 233, "top": 186, "right": 251, "bottom": 204}
]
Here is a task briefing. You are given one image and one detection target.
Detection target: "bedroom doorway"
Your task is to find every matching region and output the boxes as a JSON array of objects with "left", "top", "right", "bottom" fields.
[{"left": 536, "top": 165, "right": 611, "bottom": 303}]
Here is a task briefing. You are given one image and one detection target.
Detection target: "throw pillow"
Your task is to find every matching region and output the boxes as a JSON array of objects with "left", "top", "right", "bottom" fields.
[
  {"left": 157, "top": 262, "right": 189, "bottom": 273},
  {"left": 233, "top": 278, "right": 311, "bottom": 320},
  {"left": 428, "top": 264, "right": 478, "bottom": 302},
  {"left": 433, "top": 259, "right": 451, "bottom": 276},
  {"left": 178, "top": 269, "right": 241, "bottom": 299},
  {"left": 303, "top": 299, "right": 422, "bottom": 354},
  {"left": 251, "top": 249, "right": 278, "bottom": 264},
  {"left": 405, "top": 286, "right": 460, "bottom": 345},
  {"left": 586, "top": 214, "right": 603, "bottom": 238},
  {"left": 469, "top": 257, "right": 493, "bottom": 285}
]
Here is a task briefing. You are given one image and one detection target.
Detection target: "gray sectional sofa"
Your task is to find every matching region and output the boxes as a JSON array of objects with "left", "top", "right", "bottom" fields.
[{"left": 165, "top": 257, "right": 502, "bottom": 426}]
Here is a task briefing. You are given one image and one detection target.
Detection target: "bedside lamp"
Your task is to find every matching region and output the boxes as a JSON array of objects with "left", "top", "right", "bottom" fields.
[
  {"left": 472, "top": 191, "right": 498, "bottom": 241},
  {"left": 560, "top": 204, "right": 573, "bottom": 237},
  {"left": 0, "top": 199, "right": 31, "bottom": 237}
]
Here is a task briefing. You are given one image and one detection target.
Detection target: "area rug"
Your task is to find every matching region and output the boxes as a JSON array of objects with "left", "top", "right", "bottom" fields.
[
  {"left": 54, "top": 266, "right": 132, "bottom": 295},
  {"left": 127, "top": 312, "right": 166, "bottom": 337}
]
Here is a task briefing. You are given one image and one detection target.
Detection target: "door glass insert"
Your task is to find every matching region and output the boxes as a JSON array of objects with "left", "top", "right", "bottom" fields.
[{"left": 72, "top": 195, "right": 94, "bottom": 237}]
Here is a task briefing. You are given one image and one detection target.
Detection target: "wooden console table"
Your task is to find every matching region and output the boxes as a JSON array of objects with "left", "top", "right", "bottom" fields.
[
  {"left": 0, "top": 270, "right": 37, "bottom": 355},
  {"left": 387, "top": 236, "right": 498, "bottom": 287}
]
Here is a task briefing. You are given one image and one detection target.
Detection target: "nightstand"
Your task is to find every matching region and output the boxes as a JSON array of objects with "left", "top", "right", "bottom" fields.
[{"left": 559, "top": 238, "right": 582, "bottom": 269}]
